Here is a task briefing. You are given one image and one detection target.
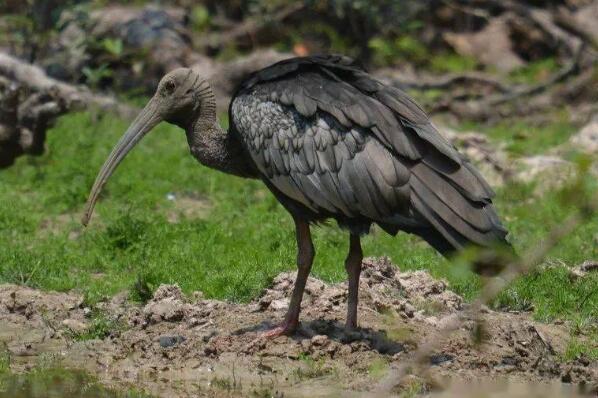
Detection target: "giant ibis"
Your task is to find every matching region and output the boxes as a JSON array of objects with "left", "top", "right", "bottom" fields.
[{"left": 83, "top": 55, "right": 510, "bottom": 337}]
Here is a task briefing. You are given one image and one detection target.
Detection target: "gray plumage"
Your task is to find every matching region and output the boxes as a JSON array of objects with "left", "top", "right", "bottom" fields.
[{"left": 229, "top": 55, "right": 509, "bottom": 254}]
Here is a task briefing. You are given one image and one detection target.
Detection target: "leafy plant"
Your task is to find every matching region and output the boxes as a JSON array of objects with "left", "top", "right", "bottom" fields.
[
  {"left": 82, "top": 63, "right": 113, "bottom": 88},
  {"left": 190, "top": 5, "right": 211, "bottom": 32},
  {"left": 102, "top": 38, "right": 123, "bottom": 57}
]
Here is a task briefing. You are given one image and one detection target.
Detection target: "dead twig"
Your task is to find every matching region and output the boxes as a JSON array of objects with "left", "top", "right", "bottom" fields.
[{"left": 435, "top": 43, "right": 588, "bottom": 119}]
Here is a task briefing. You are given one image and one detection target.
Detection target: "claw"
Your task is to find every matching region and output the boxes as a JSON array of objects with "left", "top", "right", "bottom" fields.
[{"left": 259, "top": 321, "right": 297, "bottom": 338}]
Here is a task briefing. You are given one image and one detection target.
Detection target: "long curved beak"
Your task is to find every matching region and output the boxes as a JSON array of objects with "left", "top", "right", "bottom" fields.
[{"left": 82, "top": 97, "right": 163, "bottom": 226}]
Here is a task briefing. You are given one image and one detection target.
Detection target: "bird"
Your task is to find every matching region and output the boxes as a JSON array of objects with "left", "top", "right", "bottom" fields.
[{"left": 82, "top": 54, "right": 511, "bottom": 337}]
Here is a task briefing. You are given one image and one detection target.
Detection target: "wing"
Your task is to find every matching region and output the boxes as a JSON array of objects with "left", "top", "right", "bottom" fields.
[{"left": 230, "top": 55, "right": 508, "bottom": 250}]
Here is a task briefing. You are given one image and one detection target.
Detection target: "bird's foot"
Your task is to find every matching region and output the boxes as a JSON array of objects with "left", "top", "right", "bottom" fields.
[{"left": 260, "top": 321, "right": 297, "bottom": 338}]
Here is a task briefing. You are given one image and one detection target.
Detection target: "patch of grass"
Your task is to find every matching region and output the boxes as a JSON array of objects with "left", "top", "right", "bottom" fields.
[
  {"left": 508, "top": 58, "right": 559, "bottom": 84},
  {"left": 210, "top": 375, "right": 241, "bottom": 392},
  {"left": 0, "top": 344, "right": 10, "bottom": 375},
  {"left": 459, "top": 112, "right": 576, "bottom": 156},
  {"left": 492, "top": 266, "right": 598, "bottom": 321},
  {"left": 367, "top": 358, "right": 389, "bottom": 379},
  {"left": 0, "top": 110, "right": 596, "bottom": 347},
  {"left": 291, "top": 353, "right": 334, "bottom": 381},
  {"left": 369, "top": 35, "right": 429, "bottom": 66},
  {"left": 395, "top": 377, "right": 424, "bottom": 398},
  {"left": 380, "top": 312, "right": 418, "bottom": 344},
  {"left": 430, "top": 53, "right": 478, "bottom": 74},
  {"left": 129, "top": 269, "right": 163, "bottom": 303},
  {"left": 563, "top": 337, "right": 598, "bottom": 362},
  {"left": 73, "top": 310, "right": 125, "bottom": 341}
]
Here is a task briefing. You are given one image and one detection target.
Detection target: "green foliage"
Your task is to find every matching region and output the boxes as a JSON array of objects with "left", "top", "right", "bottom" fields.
[
  {"left": 367, "top": 358, "right": 389, "bottom": 379},
  {"left": 0, "top": 344, "right": 9, "bottom": 375},
  {"left": 563, "top": 337, "right": 598, "bottom": 362},
  {"left": 397, "top": 378, "right": 424, "bottom": 398},
  {"left": 105, "top": 211, "right": 148, "bottom": 251},
  {"left": 73, "top": 310, "right": 125, "bottom": 341},
  {"left": 459, "top": 112, "right": 576, "bottom": 156},
  {"left": 430, "top": 53, "right": 478, "bottom": 73},
  {"left": 509, "top": 58, "right": 559, "bottom": 84},
  {"left": 102, "top": 38, "right": 123, "bottom": 57},
  {"left": 129, "top": 270, "right": 162, "bottom": 303},
  {"left": 492, "top": 266, "right": 598, "bottom": 321},
  {"left": 82, "top": 63, "right": 113, "bottom": 88},
  {"left": 291, "top": 354, "right": 334, "bottom": 381},
  {"left": 190, "top": 5, "right": 211, "bottom": 32},
  {"left": 369, "top": 35, "right": 429, "bottom": 67}
]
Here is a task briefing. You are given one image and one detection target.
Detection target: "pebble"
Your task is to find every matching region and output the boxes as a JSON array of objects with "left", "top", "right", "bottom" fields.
[
  {"left": 311, "top": 334, "right": 328, "bottom": 346},
  {"left": 158, "top": 335, "right": 186, "bottom": 348}
]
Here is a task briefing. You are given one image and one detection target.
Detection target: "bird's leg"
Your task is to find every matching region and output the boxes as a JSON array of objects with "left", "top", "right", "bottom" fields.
[
  {"left": 345, "top": 233, "right": 363, "bottom": 330},
  {"left": 262, "top": 218, "right": 314, "bottom": 338}
]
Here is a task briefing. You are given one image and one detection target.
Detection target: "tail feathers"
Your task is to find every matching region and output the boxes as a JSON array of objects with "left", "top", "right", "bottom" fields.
[
  {"left": 397, "top": 221, "right": 514, "bottom": 276},
  {"left": 389, "top": 158, "right": 513, "bottom": 275}
]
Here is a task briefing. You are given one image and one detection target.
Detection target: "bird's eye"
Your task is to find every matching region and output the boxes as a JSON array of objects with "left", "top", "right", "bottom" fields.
[{"left": 163, "top": 80, "right": 176, "bottom": 94}]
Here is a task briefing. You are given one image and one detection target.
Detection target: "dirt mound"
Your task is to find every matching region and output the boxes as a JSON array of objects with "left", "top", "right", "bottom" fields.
[{"left": 1, "top": 258, "right": 596, "bottom": 397}]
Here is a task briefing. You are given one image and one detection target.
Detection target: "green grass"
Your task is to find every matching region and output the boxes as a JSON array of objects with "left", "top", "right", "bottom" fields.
[
  {"left": 508, "top": 58, "right": 559, "bottom": 85},
  {"left": 459, "top": 111, "right": 577, "bottom": 156},
  {"left": 563, "top": 335, "right": 598, "bottom": 362},
  {"left": 72, "top": 309, "right": 125, "bottom": 341},
  {"left": 291, "top": 353, "right": 335, "bottom": 381},
  {"left": 0, "top": 111, "right": 596, "bottom": 351}
]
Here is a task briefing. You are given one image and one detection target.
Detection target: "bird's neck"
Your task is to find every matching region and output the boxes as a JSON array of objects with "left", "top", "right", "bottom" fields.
[{"left": 185, "top": 84, "right": 254, "bottom": 178}]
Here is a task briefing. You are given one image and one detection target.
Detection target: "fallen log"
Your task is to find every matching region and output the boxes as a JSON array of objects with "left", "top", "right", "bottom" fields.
[
  {"left": 0, "top": 53, "right": 137, "bottom": 119},
  {"left": 0, "top": 52, "right": 137, "bottom": 167}
]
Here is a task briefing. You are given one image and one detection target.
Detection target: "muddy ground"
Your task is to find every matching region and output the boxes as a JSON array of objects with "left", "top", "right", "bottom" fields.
[{"left": 1, "top": 257, "right": 596, "bottom": 397}]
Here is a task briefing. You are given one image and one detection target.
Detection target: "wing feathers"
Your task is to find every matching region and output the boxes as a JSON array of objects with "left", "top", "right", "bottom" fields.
[{"left": 231, "top": 55, "right": 509, "bottom": 254}]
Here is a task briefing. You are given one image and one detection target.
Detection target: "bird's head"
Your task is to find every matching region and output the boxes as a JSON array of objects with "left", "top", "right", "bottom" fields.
[{"left": 82, "top": 68, "right": 210, "bottom": 226}]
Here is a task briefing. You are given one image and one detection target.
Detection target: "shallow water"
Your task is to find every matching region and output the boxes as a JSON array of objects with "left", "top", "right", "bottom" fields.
[{"left": 0, "top": 368, "right": 150, "bottom": 398}]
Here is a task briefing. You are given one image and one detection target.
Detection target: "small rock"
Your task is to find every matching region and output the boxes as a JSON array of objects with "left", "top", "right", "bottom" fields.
[
  {"left": 443, "top": 15, "right": 524, "bottom": 73},
  {"left": 402, "top": 303, "right": 415, "bottom": 318},
  {"left": 300, "top": 339, "right": 312, "bottom": 351},
  {"left": 192, "top": 291, "right": 204, "bottom": 301},
  {"left": 515, "top": 347, "right": 529, "bottom": 357},
  {"left": 516, "top": 155, "right": 574, "bottom": 194},
  {"left": 270, "top": 298, "right": 289, "bottom": 311},
  {"left": 152, "top": 284, "right": 184, "bottom": 301},
  {"left": 143, "top": 299, "right": 185, "bottom": 323},
  {"left": 158, "top": 335, "right": 186, "bottom": 348},
  {"left": 570, "top": 116, "right": 598, "bottom": 154},
  {"left": 62, "top": 319, "right": 88, "bottom": 334},
  {"left": 311, "top": 334, "right": 328, "bottom": 346},
  {"left": 561, "top": 371, "right": 572, "bottom": 383},
  {"left": 338, "top": 344, "right": 353, "bottom": 356},
  {"left": 569, "top": 260, "right": 598, "bottom": 280},
  {"left": 501, "top": 356, "right": 520, "bottom": 366},
  {"left": 429, "top": 353, "right": 454, "bottom": 365}
]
